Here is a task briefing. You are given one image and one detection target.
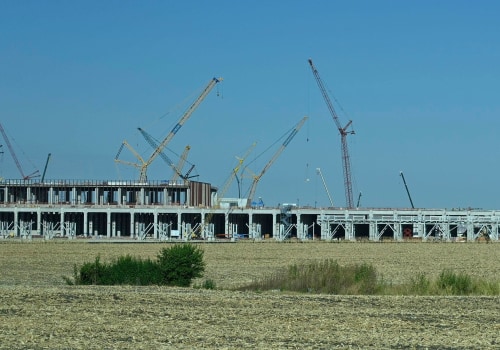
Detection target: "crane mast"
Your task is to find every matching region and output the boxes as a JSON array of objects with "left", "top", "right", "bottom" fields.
[
  {"left": 246, "top": 116, "right": 308, "bottom": 208},
  {"left": 138, "top": 77, "right": 222, "bottom": 181},
  {"left": 308, "top": 59, "right": 354, "bottom": 208}
]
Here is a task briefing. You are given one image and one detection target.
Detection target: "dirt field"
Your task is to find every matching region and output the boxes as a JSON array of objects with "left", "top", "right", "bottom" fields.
[{"left": 0, "top": 240, "right": 499, "bottom": 349}]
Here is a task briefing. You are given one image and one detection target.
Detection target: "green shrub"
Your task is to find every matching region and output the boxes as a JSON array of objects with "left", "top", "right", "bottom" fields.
[
  {"left": 194, "top": 279, "right": 217, "bottom": 290},
  {"left": 236, "top": 261, "right": 499, "bottom": 296},
  {"left": 237, "top": 259, "right": 383, "bottom": 295},
  {"left": 66, "top": 244, "right": 205, "bottom": 287},
  {"left": 437, "top": 269, "right": 475, "bottom": 295},
  {"left": 408, "top": 272, "right": 432, "bottom": 295},
  {"left": 157, "top": 244, "right": 205, "bottom": 287}
]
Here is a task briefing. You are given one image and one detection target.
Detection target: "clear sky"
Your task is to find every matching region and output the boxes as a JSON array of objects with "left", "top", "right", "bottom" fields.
[{"left": 1, "top": 1, "right": 499, "bottom": 210}]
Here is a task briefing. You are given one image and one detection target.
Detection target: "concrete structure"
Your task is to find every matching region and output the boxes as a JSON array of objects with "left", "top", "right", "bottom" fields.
[{"left": 0, "top": 179, "right": 498, "bottom": 242}]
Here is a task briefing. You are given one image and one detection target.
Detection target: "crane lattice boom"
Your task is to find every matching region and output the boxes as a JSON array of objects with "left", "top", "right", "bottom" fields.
[
  {"left": 308, "top": 58, "right": 354, "bottom": 208},
  {"left": 139, "top": 77, "right": 222, "bottom": 181},
  {"left": 171, "top": 145, "right": 191, "bottom": 182},
  {"left": 246, "top": 116, "right": 308, "bottom": 208},
  {"left": 0, "top": 122, "right": 39, "bottom": 180}
]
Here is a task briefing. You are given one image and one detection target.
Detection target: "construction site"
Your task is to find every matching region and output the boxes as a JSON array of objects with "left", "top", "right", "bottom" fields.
[{"left": 0, "top": 62, "right": 498, "bottom": 242}]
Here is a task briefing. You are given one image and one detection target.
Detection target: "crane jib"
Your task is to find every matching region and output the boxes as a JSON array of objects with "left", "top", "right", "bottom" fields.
[
  {"left": 171, "top": 123, "right": 182, "bottom": 134},
  {"left": 283, "top": 130, "right": 298, "bottom": 147}
]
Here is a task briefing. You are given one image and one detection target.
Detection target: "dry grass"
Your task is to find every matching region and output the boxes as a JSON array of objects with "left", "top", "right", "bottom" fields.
[{"left": 1, "top": 240, "right": 499, "bottom": 349}]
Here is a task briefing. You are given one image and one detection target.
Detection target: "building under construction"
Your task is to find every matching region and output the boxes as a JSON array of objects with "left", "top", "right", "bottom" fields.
[
  {"left": 0, "top": 179, "right": 498, "bottom": 242},
  {"left": 1, "top": 71, "right": 498, "bottom": 242}
]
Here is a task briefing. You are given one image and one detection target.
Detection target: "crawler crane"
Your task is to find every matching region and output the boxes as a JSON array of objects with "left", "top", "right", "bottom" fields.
[
  {"left": 308, "top": 59, "right": 355, "bottom": 208},
  {"left": 246, "top": 116, "right": 308, "bottom": 208},
  {"left": 115, "top": 77, "right": 222, "bottom": 181}
]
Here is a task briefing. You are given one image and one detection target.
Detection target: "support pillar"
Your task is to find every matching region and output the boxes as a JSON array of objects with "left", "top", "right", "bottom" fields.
[
  {"left": 154, "top": 211, "right": 158, "bottom": 239},
  {"left": 106, "top": 211, "right": 111, "bottom": 238},
  {"left": 130, "top": 212, "right": 135, "bottom": 239},
  {"left": 83, "top": 211, "right": 88, "bottom": 237}
]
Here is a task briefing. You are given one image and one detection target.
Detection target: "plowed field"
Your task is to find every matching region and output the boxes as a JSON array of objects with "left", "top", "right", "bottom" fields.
[{"left": 1, "top": 240, "right": 499, "bottom": 349}]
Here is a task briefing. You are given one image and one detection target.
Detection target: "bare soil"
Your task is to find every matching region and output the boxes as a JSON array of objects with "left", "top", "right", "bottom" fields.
[{"left": 0, "top": 240, "right": 499, "bottom": 349}]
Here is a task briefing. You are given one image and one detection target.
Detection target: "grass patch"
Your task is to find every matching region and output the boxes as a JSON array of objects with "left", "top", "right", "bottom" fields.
[
  {"left": 65, "top": 244, "right": 205, "bottom": 287},
  {"left": 236, "top": 259, "right": 500, "bottom": 296}
]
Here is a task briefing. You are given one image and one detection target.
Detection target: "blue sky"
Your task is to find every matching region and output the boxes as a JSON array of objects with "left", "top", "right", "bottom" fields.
[{"left": 1, "top": 1, "right": 499, "bottom": 209}]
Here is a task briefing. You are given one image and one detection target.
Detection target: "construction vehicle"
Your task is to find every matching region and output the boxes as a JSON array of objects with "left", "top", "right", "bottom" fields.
[
  {"left": 400, "top": 171, "right": 415, "bottom": 209},
  {"left": 316, "top": 167, "right": 334, "bottom": 207},
  {"left": 115, "top": 77, "right": 222, "bottom": 181},
  {"left": 308, "top": 59, "right": 355, "bottom": 208},
  {"left": 0, "top": 122, "right": 39, "bottom": 180},
  {"left": 246, "top": 116, "right": 308, "bottom": 208}
]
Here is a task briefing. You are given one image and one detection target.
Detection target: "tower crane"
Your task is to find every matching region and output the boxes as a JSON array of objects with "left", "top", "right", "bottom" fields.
[
  {"left": 246, "top": 116, "right": 308, "bottom": 208},
  {"left": 115, "top": 76, "right": 222, "bottom": 181},
  {"left": 0, "top": 122, "right": 39, "bottom": 180},
  {"left": 308, "top": 59, "right": 355, "bottom": 208},
  {"left": 316, "top": 167, "right": 334, "bottom": 207}
]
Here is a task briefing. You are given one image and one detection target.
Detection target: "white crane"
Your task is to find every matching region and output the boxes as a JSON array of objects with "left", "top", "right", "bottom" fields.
[
  {"left": 316, "top": 167, "right": 334, "bottom": 207},
  {"left": 246, "top": 116, "right": 308, "bottom": 208}
]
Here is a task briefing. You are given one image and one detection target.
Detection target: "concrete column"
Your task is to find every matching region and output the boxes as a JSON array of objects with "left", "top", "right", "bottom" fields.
[
  {"left": 369, "top": 222, "right": 377, "bottom": 241},
  {"left": 83, "top": 211, "right": 88, "bottom": 237},
  {"left": 14, "top": 208, "right": 19, "bottom": 237},
  {"left": 466, "top": 222, "right": 475, "bottom": 241},
  {"left": 177, "top": 210, "right": 182, "bottom": 239},
  {"left": 36, "top": 210, "right": 41, "bottom": 235},
  {"left": 296, "top": 213, "right": 301, "bottom": 239},
  {"left": 106, "top": 210, "right": 111, "bottom": 238},
  {"left": 153, "top": 211, "right": 158, "bottom": 239},
  {"left": 248, "top": 213, "right": 254, "bottom": 239},
  {"left": 60, "top": 212, "right": 65, "bottom": 237},
  {"left": 272, "top": 212, "right": 277, "bottom": 239},
  {"left": 224, "top": 212, "right": 229, "bottom": 238},
  {"left": 130, "top": 212, "right": 135, "bottom": 238}
]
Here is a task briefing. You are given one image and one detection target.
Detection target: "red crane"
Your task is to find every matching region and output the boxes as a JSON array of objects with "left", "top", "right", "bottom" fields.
[
  {"left": 308, "top": 58, "right": 354, "bottom": 208},
  {"left": 0, "top": 122, "right": 39, "bottom": 180}
]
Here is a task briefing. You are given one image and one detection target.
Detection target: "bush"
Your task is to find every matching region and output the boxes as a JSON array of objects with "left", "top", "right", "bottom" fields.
[
  {"left": 67, "top": 244, "right": 205, "bottom": 287},
  {"left": 237, "top": 259, "right": 384, "bottom": 295},
  {"left": 157, "top": 244, "right": 205, "bottom": 287},
  {"left": 235, "top": 261, "right": 499, "bottom": 296},
  {"left": 437, "top": 269, "right": 474, "bottom": 295}
]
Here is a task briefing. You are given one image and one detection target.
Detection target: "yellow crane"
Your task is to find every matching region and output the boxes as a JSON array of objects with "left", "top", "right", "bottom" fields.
[
  {"left": 215, "top": 142, "right": 256, "bottom": 206},
  {"left": 246, "top": 116, "right": 308, "bottom": 208},
  {"left": 192, "top": 142, "right": 256, "bottom": 239},
  {"left": 115, "top": 77, "right": 222, "bottom": 181}
]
